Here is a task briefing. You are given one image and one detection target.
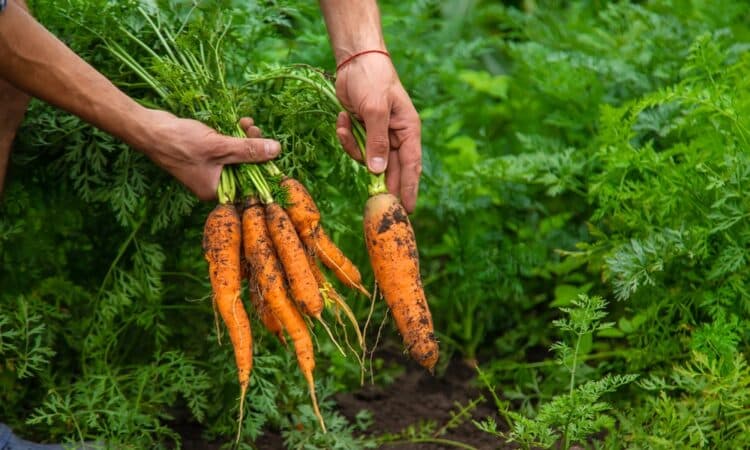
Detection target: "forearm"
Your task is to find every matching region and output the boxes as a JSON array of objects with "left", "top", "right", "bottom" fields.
[
  {"left": 319, "top": 0, "right": 386, "bottom": 63},
  {"left": 0, "top": 78, "right": 30, "bottom": 194},
  {"left": 0, "top": 1, "right": 150, "bottom": 149}
]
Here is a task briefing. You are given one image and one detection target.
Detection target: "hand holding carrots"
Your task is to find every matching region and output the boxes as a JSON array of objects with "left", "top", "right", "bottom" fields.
[
  {"left": 334, "top": 55, "right": 423, "bottom": 214},
  {"left": 203, "top": 120, "right": 374, "bottom": 436},
  {"left": 134, "top": 111, "right": 280, "bottom": 201}
]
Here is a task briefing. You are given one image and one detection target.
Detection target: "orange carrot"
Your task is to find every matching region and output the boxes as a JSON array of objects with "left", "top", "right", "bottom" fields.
[
  {"left": 242, "top": 200, "right": 326, "bottom": 432},
  {"left": 305, "top": 227, "right": 369, "bottom": 297},
  {"left": 247, "top": 270, "right": 285, "bottom": 345},
  {"left": 281, "top": 177, "right": 320, "bottom": 237},
  {"left": 363, "top": 193, "right": 438, "bottom": 372},
  {"left": 306, "top": 249, "right": 329, "bottom": 292},
  {"left": 307, "top": 250, "right": 365, "bottom": 352},
  {"left": 203, "top": 203, "right": 253, "bottom": 439},
  {"left": 282, "top": 177, "right": 368, "bottom": 296},
  {"left": 265, "top": 202, "right": 324, "bottom": 319}
]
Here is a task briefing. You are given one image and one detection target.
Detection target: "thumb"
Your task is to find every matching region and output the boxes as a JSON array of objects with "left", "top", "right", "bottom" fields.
[
  {"left": 362, "top": 101, "right": 391, "bottom": 174},
  {"left": 211, "top": 136, "right": 281, "bottom": 164}
]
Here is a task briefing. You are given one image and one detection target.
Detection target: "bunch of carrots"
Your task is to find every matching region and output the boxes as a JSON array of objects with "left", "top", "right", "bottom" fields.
[
  {"left": 103, "top": 9, "right": 438, "bottom": 438},
  {"left": 203, "top": 157, "right": 368, "bottom": 435},
  {"left": 204, "top": 66, "right": 439, "bottom": 437}
]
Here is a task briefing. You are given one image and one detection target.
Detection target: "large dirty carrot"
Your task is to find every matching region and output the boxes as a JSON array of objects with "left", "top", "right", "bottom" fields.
[
  {"left": 242, "top": 200, "right": 326, "bottom": 432},
  {"left": 363, "top": 193, "right": 438, "bottom": 372},
  {"left": 265, "top": 202, "right": 324, "bottom": 318},
  {"left": 203, "top": 202, "right": 253, "bottom": 440},
  {"left": 281, "top": 177, "right": 369, "bottom": 296}
]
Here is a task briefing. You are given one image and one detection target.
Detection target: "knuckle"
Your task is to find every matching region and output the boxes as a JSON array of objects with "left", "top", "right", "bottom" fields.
[
  {"left": 368, "top": 135, "right": 390, "bottom": 151},
  {"left": 362, "top": 102, "right": 387, "bottom": 117},
  {"left": 206, "top": 137, "right": 231, "bottom": 160},
  {"left": 244, "top": 141, "right": 262, "bottom": 160},
  {"left": 402, "top": 153, "right": 422, "bottom": 170},
  {"left": 407, "top": 161, "right": 423, "bottom": 177},
  {"left": 206, "top": 144, "right": 226, "bottom": 160},
  {"left": 402, "top": 159, "right": 422, "bottom": 178}
]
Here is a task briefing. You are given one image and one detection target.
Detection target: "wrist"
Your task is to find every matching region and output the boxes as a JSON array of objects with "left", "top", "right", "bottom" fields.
[
  {"left": 334, "top": 40, "right": 387, "bottom": 65},
  {"left": 117, "top": 106, "right": 162, "bottom": 154},
  {"left": 336, "top": 49, "right": 391, "bottom": 72}
]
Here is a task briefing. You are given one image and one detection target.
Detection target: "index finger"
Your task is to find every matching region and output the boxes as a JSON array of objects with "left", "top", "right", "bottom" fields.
[
  {"left": 398, "top": 132, "right": 422, "bottom": 213},
  {"left": 362, "top": 100, "right": 392, "bottom": 174}
]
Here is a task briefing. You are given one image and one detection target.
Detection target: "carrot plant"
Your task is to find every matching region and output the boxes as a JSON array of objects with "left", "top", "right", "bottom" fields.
[{"left": 475, "top": 295, "right": 637, "bottom": 449}]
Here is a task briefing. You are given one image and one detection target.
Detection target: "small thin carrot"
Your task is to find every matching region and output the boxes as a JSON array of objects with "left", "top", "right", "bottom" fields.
[
  {"left": 306, "top": 251, "right": 364, "bottom": 350},
  {"left": 242, "top": 200, "right": 326, "bottom": 432},
  {"left": 281, "top": 177, "right": 369, "bottom": 297},
  {"left": 306, "top": 227, "right": 369, "bottom": 297},
  {"left": 203, "top": 203, "right": 253, "bottom": 441},
  {"left": 248, "top": 270, "right": 286, "bottom": 345},
  {"left": 265, "top": 202, "right": 324, "bottom": 319},
  {"left": 281, "top": 177, "right": 320, "bottom": 237},
  {"left": 363, "top": 193, "right": 439, "bottom": 372}
]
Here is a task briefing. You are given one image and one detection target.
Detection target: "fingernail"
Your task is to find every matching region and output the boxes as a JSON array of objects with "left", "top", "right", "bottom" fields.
[
  {"left": 370, "top": 156, "right": 386, "bottom": 173},
  {"left": 264, "top": 140, "right": 280, "bottom": 157}
]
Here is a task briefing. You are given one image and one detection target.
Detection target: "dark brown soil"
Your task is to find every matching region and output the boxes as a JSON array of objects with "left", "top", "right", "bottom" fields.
[
  {"left": 179, "top": 351, "right": 509, "bottom": 449},
  {"left": 334, "top": 352, "right": 508, "bottom": 450}
]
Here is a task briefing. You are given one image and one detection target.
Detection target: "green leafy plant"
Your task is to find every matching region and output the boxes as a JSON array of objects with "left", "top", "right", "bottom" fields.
[{"left": 476, "top": 295, "right": 637, "bottom": 449}]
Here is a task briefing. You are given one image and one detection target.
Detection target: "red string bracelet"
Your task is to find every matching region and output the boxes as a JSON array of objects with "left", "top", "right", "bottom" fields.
[{"left": 336, "top": 49, "right": 391, "bottom": 72}]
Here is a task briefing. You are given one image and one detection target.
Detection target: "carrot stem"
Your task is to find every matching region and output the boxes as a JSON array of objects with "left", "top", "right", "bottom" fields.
[
  {"left": 246, "top": 69, "right": 386, "bottom": 193},
  {"left": 265, "top": 162, "right": 283, "bottom": 177},
  {"left": 217, "top": 169, "right": 237, "bottom": 204}
]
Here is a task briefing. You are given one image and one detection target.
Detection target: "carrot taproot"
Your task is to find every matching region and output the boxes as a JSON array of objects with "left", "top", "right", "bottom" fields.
[
  {"left": 306, "top": 227, "right": 369, "bottom": 297},
  {"left": 242, "top": 201, "right": 326, "bottom": 432},
  {"left": 281, "top": 177, "right": 369, "bottom": 296},
  {"left": 281, "top": 177, "right": 320, "bottom": 236},
  {"left": 304, "top": 250, "right": 361, "bottom": 355},
  {"left": 247, "top": 270, "right": 286, "bottom": 345},
  {"left": 265, "top": 202, "right": 324, "bottom": 319},
  {"left": 363, "top": 193, "right": 438, "bottom": 372},
  {"left": 202, "top": 203, "right": 253, "bottom": 440}
]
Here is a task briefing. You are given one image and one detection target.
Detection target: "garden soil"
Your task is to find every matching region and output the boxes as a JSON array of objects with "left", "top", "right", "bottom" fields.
[
  {"left": 179, "top": 349, "right": 508, "bottom": 449},
  {"left": 333, "top": 353, "right": 508, "bottom": 450}
]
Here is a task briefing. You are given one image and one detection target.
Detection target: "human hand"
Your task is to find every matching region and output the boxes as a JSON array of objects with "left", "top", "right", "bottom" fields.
[
  {"left": 135, "top": 110, "right": 279, "bottom": 201},
  {"left": 334, "top": 53, "right": 422, "bottom": 213}
]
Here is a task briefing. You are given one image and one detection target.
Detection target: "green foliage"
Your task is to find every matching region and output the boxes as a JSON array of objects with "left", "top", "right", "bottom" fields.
[
  {"left": 476, "top": 295, "right": 637, "bottom": 449},
  {"left": 618, "top": 351, "right": 750, "bottom": 448}
]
